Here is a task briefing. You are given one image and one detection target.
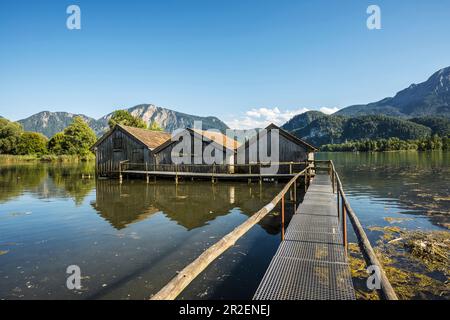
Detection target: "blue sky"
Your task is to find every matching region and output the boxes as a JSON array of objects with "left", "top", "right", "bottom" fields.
[{"left": 1, "top": 0, "right": 449, "bottom": 128}]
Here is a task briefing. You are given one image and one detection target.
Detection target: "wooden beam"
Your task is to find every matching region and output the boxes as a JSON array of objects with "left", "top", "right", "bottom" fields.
[{"left": 150, "top": 168, "right": 307, "bottom": 300}]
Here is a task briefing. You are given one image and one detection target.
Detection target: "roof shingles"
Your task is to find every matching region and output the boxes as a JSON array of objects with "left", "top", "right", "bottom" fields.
[{"left": 118, "top": 125, "right": 172, "bottom": 149}]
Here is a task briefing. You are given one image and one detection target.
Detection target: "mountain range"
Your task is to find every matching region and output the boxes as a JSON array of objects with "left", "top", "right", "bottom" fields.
[
  {"left": 336, "top": 66, "right": 450, "bottom": 118},
  {"left": 9, "top": 66, "right": 450, "bottom": 146},
  {"left": 281, "top": 66, "right": 450, "bottom": 146},
  {"left": 281, "top": 112, "right": 449, "bottom": 146},
  {"left": 17, "top": 104, "right": 229, "bottom": 138}
]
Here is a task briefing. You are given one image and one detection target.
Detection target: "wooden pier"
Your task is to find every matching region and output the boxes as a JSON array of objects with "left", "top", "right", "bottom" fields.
[
  {"left": 150, "top": 160, "right": 398, "bottom": 300},
  {"left": 119, "top": 161, "right": 309, "bottom": 184},
  {"left": 253, "top": 172, "right": 355, "bottom": 300}
]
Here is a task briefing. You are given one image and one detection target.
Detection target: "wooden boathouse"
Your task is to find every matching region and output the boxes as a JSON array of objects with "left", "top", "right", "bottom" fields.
[
  {"left": 92, "top": 123, "right": 318, "bottom": 179},
  {"left": 91, "top": 124, "right": 172, "bottom": 176},
  {"left": 238, "top": 123, "right": 317, "bottom": 165},
  {"left": 152, "top": 127, "right": 241, "bottom": 168}
]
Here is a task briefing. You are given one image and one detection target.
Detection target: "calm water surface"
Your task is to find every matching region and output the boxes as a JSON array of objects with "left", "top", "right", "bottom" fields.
[
  {"left": 0, "top": 163, "right": 287, "bottom": 299},
  {"left": 317, "top": 151, "right": 449, "bottom": 232},
  {"left": 1, "top": 152, "right": 448, "bottom": 300}
]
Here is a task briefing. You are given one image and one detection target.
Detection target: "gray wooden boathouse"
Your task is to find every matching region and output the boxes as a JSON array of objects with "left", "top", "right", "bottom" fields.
[
  {"left": 92, "top": 123, "right": 317, "bottom": 177},
  {"left": 91, "top": 124, "right": 172, "bottom": 176}
]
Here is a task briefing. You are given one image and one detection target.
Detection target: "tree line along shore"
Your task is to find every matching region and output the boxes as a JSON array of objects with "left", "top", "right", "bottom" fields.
[
  {"left": 0, "top": 110, "right": 163, "bottom": 162},
  {"left": 321, "top": 136, "right": 449, "bottom": 152}
]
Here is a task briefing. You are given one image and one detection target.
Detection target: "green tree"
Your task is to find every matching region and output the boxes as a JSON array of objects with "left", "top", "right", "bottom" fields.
[
  {"left": 48, "top": 132, "right": 66, "bottom": 155},
  {"left": 148, "top": 120, "right": 163, "bottom": 131},
  {"left": 108, "top": 110, "right": 147, "bottom": 129},
  {"left": 0, "top": 118, "right": 23, "bottom": 154},
  {"left": 48, "top": 117, "right": 96, "bottom": 156},
  {"left": 16, "top": 132, "right": 48, "bottom": 155}
]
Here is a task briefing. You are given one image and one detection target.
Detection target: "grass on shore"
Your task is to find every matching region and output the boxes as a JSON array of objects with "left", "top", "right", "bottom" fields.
[{"left": 0, "top": 154, "right": 95, "bottom": 164}]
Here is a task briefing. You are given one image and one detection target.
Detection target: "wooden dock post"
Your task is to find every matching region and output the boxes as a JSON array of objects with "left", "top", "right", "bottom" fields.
[
  {"left": 304, "top": 172, "right": 307, "bottom": 192},
  {"left": 259, "top": 163, "right": 262, "bottom": 184},
  {"left": 293, "top": 181, "right": 297, "bottom": 207},
  {"left": 119, "top": 161, "right": 123, "bottom": 184}
]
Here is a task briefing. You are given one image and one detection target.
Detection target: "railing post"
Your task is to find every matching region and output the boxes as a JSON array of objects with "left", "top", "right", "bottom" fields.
[
  {"left": 331, "top": 164, "right": 335, "bottom": 194},
  {"left": 281, "top": 195, "right": 285, "bottom": 241},
  {"left": 342, "top": 202, "right": 347, "bottom": 251},
  {"left": 293, "top": 178, "right": 297, "bottom": 210},
  {"left": 337, "top": 184, "right": 340, "bottom": 218}
]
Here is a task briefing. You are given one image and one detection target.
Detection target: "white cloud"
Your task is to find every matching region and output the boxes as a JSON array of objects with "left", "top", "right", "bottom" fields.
[
  {"left": 226, "top": 107, "right": 309, "bottom": 130},
  {"left": 225, "top": 106, "right": 341, "bottom": 129},
  {"left": 319, "top": 107, "right": 339, "bottom": 115}
]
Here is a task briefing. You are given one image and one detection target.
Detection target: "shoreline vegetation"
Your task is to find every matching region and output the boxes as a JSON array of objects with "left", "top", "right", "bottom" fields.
[
  {"left": 0, "top": 154, "right": 95, "bottom": 163},
  {"left": 350, "top": 227, "right": 449, "bottom": 300},
  {"left": 321, "top": 136, "right": 449, "bottom": 152},
  {"left": 0, "top": 110, "right": 164, "bottom": 163}
]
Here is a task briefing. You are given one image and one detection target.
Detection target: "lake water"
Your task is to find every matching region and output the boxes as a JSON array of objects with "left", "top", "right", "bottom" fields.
[
  {"left": 0, "top": 152, "right": 448, "bottom": 300},
  {"left": 0, "top": 163, "right": 288, "bottom": 299},
  {"left": 317, "top": 151, "right": 449, "bottom": 300},
  {"left": 316, "top": 151, "right": 449, "bottom": 232}
]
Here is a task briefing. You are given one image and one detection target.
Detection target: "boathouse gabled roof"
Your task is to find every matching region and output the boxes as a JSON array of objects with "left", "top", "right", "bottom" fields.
[
  {"left": 153, "top": 128, "right": 241, "bottom": 154},
  {"left": 91, "top": 124, "right": 172, "bottom": 151},
  {"left": 191, "top": 128, "right": 241, "bottom": 151},
  {"left": 239, "top": 123, "right": 318, "bottom": 152},
  {"left": 265, "top": 123, "right": 318, "bottom": 151}
]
